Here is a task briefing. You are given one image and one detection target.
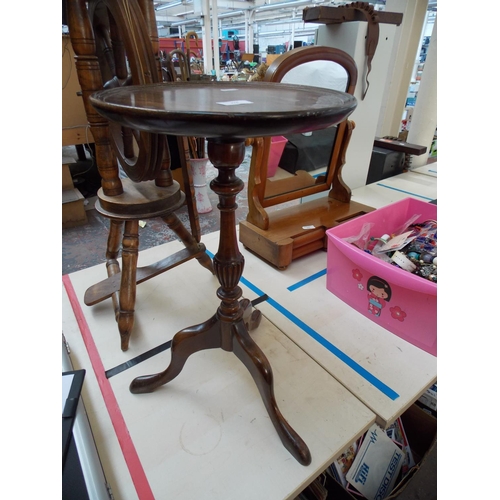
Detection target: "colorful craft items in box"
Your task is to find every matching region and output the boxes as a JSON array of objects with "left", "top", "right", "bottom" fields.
[{"left": 365, "top": 220, "right": 437, "bottom": 283}]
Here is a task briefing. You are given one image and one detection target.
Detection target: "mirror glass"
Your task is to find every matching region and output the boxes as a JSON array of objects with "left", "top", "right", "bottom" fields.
[{"left": 263, "top": 60, "right": 349, "bottom": 200}]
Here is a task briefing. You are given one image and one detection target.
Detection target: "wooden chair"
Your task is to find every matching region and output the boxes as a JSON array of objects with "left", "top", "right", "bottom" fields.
[
  {"left": 66, "top": 0, "right": 214, "bottom": 351},
  {"left": 240, "top": 45, "right": 374, "bottom": 269}
]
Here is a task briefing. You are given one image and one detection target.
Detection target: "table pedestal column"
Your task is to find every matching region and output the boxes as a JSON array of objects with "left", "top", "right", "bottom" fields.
[{"left": 130, "top": 138, "right": 311, "bottom": 466}]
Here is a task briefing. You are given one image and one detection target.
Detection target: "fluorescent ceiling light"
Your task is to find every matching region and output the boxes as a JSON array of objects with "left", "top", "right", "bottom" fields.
[
  {"left": 258, "top": 30, "right": 287, "bottom": 37},
  {"left": 258, "top": 29, "right": 315, "bottom": 38},
  {"left": 217, "top": 10, "right": 245, "bottom": 19},
  {"left": 171, "top": 18, "right": 200, "bottom": 26},
  {"left": 221, "top": 23, "right": 246, "bottom": 31},
  {"left": 255, "top": 0, "right": 312, "bottom": 13},
  {"left": 262, "top": 17, "right": 303, "bottom": 26},
  {"left": 155, "top": 1, "right": 183, "bottom": 11}
]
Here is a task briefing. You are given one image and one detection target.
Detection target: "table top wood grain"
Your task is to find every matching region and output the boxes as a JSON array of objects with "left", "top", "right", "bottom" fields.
[{"left": 89, "top": 81, "right": 357, "bottom": 139}]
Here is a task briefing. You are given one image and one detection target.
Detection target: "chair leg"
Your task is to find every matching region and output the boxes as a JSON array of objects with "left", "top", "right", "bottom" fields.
[
  {"left": 106, "top": 219, "right": 124, "bottom": 322},
  {"left": 88, "top": 213, "right": 213, "bottom": 351},
  {"left": 162, "top": 212, "right": 214, "bottom": 274},
  {"left": 118, "top": 220, "right": 139, "bottom": 351}
]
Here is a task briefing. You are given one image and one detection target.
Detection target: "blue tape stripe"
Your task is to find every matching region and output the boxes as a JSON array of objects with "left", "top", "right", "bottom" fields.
[
  {"left": 240, "top": 275, "right": 265, "bottom": 296},
  {"left": 428, "top": 169, "right": 437, "bottom": 174},
  {"left": 287, "top": 269, "right": 327, "bottom": 291},
  {"left": 207, "top": 250, "right": 399, "bottom": 399},
  {"left": 375, "top": 183, "right": 435, "bottom": 201},
  {"left": 266, "top": 297, "right": 399, "bottom": 400}
]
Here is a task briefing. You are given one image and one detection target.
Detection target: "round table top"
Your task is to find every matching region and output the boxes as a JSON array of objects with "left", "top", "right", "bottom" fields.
[{"left": 89, "top": 81, "right": 357, "bottom": 139}]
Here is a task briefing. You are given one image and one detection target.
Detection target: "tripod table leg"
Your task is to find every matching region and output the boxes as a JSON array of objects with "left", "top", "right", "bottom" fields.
[
  {"left": 232, "top": 320, "right": 312, "bottom": 466},
  {"left": 130, "top": 314, "right": 221, "bottom": 394}
]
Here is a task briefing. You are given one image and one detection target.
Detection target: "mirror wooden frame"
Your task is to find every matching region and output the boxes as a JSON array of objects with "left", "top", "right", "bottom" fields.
[{"left": 240, "top": 45, "right": 374, "bottom": 269}]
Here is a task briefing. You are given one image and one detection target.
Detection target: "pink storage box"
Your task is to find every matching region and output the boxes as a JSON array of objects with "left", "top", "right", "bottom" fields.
[
  {"left": 267, "top": 136, "right": 288, "bottom": 177},
  {"left": 326, "top": 198, "right": 437, "bottom": 356}
]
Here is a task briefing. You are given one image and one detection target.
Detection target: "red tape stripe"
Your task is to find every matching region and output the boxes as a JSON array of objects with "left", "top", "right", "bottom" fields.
[{"left": 62, "top": 274, "right": 155, "bottom": 500}]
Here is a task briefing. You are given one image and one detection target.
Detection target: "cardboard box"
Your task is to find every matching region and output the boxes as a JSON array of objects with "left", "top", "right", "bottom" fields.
[
  {"left": 418, "top": 383, "right": 437, "bottom": 412},
  {"left": 323, "top": 404, "right": 437, "bottom": 499},
  {"left": 325, "top": 198, "right": 437, "bottom": 356},
  {"left": 62, "top": 164, "right": 74, "bottom": 191},
  {"left": 386, "top": 404, "right": 437, "bottom": 498},
  {"left": 62, "top": 188, "right": 87, "bottom": 228}
]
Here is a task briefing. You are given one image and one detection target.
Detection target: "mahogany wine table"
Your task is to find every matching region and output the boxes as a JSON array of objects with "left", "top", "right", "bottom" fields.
[{"left": 89, "top": 81, "right": 357, "bottom": 466}]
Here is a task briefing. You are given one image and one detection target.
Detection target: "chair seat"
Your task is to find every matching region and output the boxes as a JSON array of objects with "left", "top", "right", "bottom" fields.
[{"left": 96, "top": 178, "right": 185, "bottom": 219}]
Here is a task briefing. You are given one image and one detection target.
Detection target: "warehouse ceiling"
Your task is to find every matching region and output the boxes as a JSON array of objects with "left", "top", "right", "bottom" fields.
[{"left": 153, "top": 0, "right": 437, "bottom": 35}]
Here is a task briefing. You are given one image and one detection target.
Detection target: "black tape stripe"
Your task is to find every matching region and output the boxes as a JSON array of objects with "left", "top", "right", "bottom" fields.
[
  {"left": 105, "top": 340, "right": 172, "bottom": 379},
  {"left": 105, "top": 296, "right": 267, "bottom": 379},
  {"left": 251, "top": 295, "right": 268, "bottom": 306}
]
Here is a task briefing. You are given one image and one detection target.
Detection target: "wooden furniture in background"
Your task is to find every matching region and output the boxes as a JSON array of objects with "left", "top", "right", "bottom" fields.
[
  {"left": 303, "top": 4, "right": 403, "bottom": 26},
  {"left": 66, "top": 0, "right": 213, "bottom": 351},
  {"left": 240, "top": 46, "right": 374, "bottom": 269},
  {"left": 265, "top": 53, "right": 282, "bottom": 66},
  {"left": 62, "top": 34, "right": 92, "bottom": 227},
  {"left": 62, "top": 34, "right": 94, "bottom": 148}
]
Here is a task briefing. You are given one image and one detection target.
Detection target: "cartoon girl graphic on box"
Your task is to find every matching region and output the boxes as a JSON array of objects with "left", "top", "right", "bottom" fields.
[{"left": 367, "top": 276, "right": 392, "bottom": 317}]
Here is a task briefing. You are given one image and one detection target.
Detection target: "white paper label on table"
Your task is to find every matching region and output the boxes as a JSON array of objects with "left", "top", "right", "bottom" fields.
[{"left": 216, "top": 100, "right": 253, "bottom": 106}]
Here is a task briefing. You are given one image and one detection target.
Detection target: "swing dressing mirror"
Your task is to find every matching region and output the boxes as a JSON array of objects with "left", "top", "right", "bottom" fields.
[
  {"left": 241, "top": 46, "right": 374, "bottom": 269},
  {"left": 260, "top": 58, "right": 349, "bottom": 203}
]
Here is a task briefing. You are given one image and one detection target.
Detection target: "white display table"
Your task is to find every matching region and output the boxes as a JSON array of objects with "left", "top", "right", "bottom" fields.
[
  {"left": 63, "top": 241, "right": 376, "bottom": 500},
  {"left": 62, "top": 171, "right": 437, "bottom": 499}
]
